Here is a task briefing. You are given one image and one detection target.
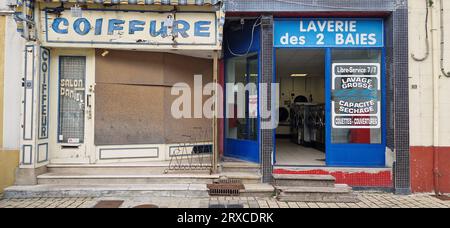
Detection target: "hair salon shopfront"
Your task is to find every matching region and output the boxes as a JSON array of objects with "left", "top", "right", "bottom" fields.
[
  {"left": 12, "top": 0, "right": 411, "bottom": 194},
  {"left": 13, "top": 0, "right": 226, "bottom": 186}
]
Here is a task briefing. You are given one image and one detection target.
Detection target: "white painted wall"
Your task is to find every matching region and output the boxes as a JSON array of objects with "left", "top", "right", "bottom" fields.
[
  {"left": 409, "top": 0, "right": 450, "bottom": 147},
  {"left": 2, "top": 10, "right": 23, "bottom": 150}
]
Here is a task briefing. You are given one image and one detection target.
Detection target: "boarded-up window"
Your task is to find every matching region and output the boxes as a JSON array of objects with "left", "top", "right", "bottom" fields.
[{"left": 94, "top": 50, "right": 212, "bottom": 145}]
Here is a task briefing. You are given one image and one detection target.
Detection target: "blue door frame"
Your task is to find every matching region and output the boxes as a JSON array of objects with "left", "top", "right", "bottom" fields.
[
  {"left": 224, "top": 54, "right": 261, "bottom": 163},
  {"left": 273, "top": 47, "right": 387, "bottom": 167}
]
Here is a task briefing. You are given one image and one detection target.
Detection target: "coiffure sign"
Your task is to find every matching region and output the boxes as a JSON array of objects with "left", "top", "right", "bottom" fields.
[
  {"left": 42, "top": 9, "right": 218, "bottom": 49},
  {"left": 274, "top": 19, "right": 384, "bottom": 48}
]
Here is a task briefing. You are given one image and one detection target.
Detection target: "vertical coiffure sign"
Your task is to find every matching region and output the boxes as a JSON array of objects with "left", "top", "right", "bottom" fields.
[
  {"left": 332, "top": 63, "right": 381, "bottom": 129},
  {"left": 39, "top": 47, "right": 50, "bottom": 139}
]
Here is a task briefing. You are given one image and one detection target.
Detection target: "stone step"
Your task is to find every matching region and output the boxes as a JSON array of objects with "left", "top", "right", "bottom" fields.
[
  {"left": 240, "top": 184, "right": 275, "bottom": 198},
  {"left": 3, "top": 183, "right": 274, "bottom": 199},
  {"left": 37, "top": 172, "right": 261, "bottom": 185},
  {"left": 273, "top": 174, "right": 336, "bottom": 187},
  {"left": 220, "top": 162, "right": 260, "bottom": 174},
  {"left": 275, "top": 184, "right": 359, "bottom": 203},
  {"left": 46, "top": 163, "right": 211, "bottom": 175},
  {"left": 3, "top": 184, "right": 209, "bottom": 198}
]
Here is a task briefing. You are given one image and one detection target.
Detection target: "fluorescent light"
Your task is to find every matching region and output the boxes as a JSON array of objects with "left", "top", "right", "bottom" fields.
[{"left": 291, "top": 74, "right": 308, "bottom": 77}]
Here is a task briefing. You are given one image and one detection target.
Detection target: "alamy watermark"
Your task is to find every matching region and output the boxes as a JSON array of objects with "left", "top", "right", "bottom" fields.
[{"left": 171, "top": 75, "right": 279, "bottom": 130}]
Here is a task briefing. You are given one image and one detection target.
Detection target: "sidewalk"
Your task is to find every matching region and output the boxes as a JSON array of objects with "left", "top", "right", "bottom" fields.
[{"left": 0, "top": 192, "right": 449, "bottom": 208}]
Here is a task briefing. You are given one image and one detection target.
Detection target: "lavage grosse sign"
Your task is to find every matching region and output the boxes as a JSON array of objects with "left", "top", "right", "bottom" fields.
[
  {"left": 274, "top": 19, "right": 384, "bottom": 48},
  {"left": 43, "top": 9, "right": 218, "bottom": 48},
  {"left": 332, "top": 63, "right": 381, "bottom": 129}
]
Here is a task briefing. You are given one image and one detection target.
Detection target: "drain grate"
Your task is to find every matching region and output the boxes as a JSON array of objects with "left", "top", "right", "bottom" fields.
[
  {"left": 207, "top": 178, "right": 244, "bottom": 196},
  {"left": 93, "top": 200, "right": 124, "bottom": 208}
]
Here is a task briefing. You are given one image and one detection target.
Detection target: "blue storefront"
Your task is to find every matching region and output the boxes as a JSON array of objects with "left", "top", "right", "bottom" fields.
[
  {"left": 221, "top": 0, "right": 410, "bottom": 193},
  {"left": 224, "top": 17, "right": 386, "bottom": 167}
]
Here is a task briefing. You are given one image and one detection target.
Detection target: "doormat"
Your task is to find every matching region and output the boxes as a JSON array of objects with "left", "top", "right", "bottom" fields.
[
  {"left": 93, "top": 200, "right": 124, "bottom": 208},
  {"left": 133, "top": 204, "right": 159, "bottom": 208},
  {"left": 434, "top": 195, "right": 450, "bottom": 201}
]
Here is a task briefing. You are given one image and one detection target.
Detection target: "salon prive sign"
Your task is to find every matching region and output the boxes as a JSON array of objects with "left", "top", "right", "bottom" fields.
[
  {"left": 42, "top": 9, "right": 218, "bottom": 49},
  {"left": 332, "top": 63, "right": 381, "bottom": 129}
]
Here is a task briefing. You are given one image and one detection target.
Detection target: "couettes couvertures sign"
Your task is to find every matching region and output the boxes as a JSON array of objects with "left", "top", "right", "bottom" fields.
[{"left": 41, "top": 9, "right": 219, "bottom": 50}]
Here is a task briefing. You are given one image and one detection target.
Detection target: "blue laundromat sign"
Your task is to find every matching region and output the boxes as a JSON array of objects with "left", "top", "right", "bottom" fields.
[{"left": 274, "top": 19, "right": 384, "bottom": 48}]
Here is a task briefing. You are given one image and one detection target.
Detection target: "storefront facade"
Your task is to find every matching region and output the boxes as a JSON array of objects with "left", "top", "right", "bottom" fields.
[
  {"left": 221, "top": 0, "right": 410, "bottom": 194},
  {"left": 14, "top": 0, "right": 224, "bottom": 184},
  {"left": 11, "top": 0, "right": 419, "bottom": 195}
]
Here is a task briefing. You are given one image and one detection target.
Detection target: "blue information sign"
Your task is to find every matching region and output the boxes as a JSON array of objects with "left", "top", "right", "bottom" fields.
[{"left": 274, "top": 19, "right": 384, "bottom": 48}]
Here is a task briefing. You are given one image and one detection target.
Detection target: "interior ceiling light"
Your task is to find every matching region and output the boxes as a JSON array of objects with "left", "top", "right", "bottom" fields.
[{"left": 291, "top": 74, "right": 308, "bottom": 77}]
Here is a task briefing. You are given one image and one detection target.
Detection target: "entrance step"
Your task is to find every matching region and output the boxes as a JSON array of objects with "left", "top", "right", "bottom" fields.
[
  {"left": 46, "top": 162, "right": 210, "bottom": 175},
  {"left": 36, "top": 172, "right": 261, "bottom": 185},
  {"left": 3, "top": 184, "right": 209, "bottom": 198},
  {"left": 273, "top": 174, "right": 335, "bottom": 187},
  {"left": 275, "top": 184, "right": 358, "bottom": 203},
  {"left": 220, "top": 162, "right": 260, "bottom": 174},
  {"left": 3, "top": 183, "right": 274, "bottom": 199},
  {"left": 273, "top": 174, "right": 358, "bottom": 203}
]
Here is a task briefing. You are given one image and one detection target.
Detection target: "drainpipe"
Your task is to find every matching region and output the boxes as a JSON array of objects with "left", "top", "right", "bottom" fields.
[{"left": 431, "top": 1, "right": 441, "bottom": 196}]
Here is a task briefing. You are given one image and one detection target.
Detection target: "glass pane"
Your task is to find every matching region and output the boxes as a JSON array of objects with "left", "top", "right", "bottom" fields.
[
  {"left": 58, "top": 56, "right": 86, "bottom": 144},
  {"left": 331, "top": 49, "right": 382, "bottom": 144},
  {"left": 226, "top": 54, "right": 258, "bottom": 141}
]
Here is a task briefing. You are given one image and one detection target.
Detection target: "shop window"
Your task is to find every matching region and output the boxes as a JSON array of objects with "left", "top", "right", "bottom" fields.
[
  {"left": 331, "top": 49, "right": 382, "bottom": 144},
  {"left": 225, "top": 54, "right": 258, "bottom": 141},
  {"left": 58, "top": 56, "right": 86, "bottom": 144}
]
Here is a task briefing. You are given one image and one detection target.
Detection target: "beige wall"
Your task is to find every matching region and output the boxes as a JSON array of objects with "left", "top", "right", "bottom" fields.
[
  {"left": 0, "top": 15, "right": 20, "bottom": 193},
  {"left": 409, "top": 0, "right": 450, "bottom": 147}
]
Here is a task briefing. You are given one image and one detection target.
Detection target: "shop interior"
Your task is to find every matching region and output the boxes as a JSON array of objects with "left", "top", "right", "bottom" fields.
[{"left": 275, "top": 49, "right": 326, "bottom": 166}]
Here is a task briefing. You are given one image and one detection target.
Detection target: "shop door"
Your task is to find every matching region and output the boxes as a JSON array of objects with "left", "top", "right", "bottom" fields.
[
  {"left": 224, "top": 54, "right": 260, "bottom": 163},
  {"left": 326, "top": 49, "right": 386, "bottom": 167},
  {"left": 52, "top": 55, "right": 94, "bottom": 164}
]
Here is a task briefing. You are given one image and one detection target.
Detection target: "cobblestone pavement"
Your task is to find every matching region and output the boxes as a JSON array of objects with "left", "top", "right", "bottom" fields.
[{"left": 0, "top": 192, "right": 449, "bottom": 208}]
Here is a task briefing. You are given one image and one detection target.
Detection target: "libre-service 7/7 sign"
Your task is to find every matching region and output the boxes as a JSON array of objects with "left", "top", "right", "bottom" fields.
[
  {"left": 274, "top": 19, "right": 384, "bottom": 48},
  {"left": 332, "top": 63, "right": 381, "bottom": 129},
  {"left": 43, "top": 10, "right": 218, "bottom": 49}
]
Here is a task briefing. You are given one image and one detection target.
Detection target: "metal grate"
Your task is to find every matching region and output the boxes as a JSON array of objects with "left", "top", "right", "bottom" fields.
[
  {"left": 58, "top": 56, "right": 86, "bottom": 144},
  {"left": 207, "top": 178, "right": 244, "bottom": 196}
]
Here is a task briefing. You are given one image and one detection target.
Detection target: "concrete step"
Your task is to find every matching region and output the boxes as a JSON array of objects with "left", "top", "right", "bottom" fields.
[
  {"left": 46, "top": 163, "right": 211, "bottom": 175},
  {"left": 37, "top": 172, "right": 261, "bottom": 185},
  {"left": 273, "top": 174, "right": 336, "bottom": 187},
  {"left": 220, "top": 162, "right": 260, "bottom": 174},
  {"left": 3, "top": 183, "right": 273, "bottom": 199},
  {"left": 3, "top": 184, "right": 209, "bottom": 198},
  {"left": 240, "top": 184, "right": 275, "bottom": 198},
  {"left": 275, "top": 184, "right": 359, "bottom": 203}
]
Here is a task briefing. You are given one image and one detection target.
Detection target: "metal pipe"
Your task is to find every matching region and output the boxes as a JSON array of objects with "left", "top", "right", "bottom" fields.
[
  {"left": 411, "top": 0, "right": 430, "bottom": 61},
  {"left": 431, "top": 1, "right": 441, "bottom": 196},
  {"left": 440, "top": 0, "right": 450, "bottom": 77}
]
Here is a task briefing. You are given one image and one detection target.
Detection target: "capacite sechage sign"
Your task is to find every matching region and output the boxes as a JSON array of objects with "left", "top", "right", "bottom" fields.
[{"left": 332, "top": 63, "right": 381, "bottom": 129}]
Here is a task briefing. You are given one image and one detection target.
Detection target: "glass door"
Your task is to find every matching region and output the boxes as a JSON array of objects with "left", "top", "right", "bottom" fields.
[
  {"left": 224, "top": 54, "right": 260, "bottom": 163},
  {"left": 326, "top": 49, "right": 386, "bottom": 167}
]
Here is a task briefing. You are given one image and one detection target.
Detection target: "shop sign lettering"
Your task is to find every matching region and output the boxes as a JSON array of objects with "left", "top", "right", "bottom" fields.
[
  {"left": 332, "top": 63, "right": 381, "bottom": 129},
  {"left": 44, "top": 10, "right": 217, "bottom": 47},
  {"left": 39, "top": 48, "right": 50, "bottom": 139},
  {"left": 60, "top": 79, "right": 84, "bottom": 104},
  {"left": 274, "top": 19, "right": 383, "bottom": 48}
]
